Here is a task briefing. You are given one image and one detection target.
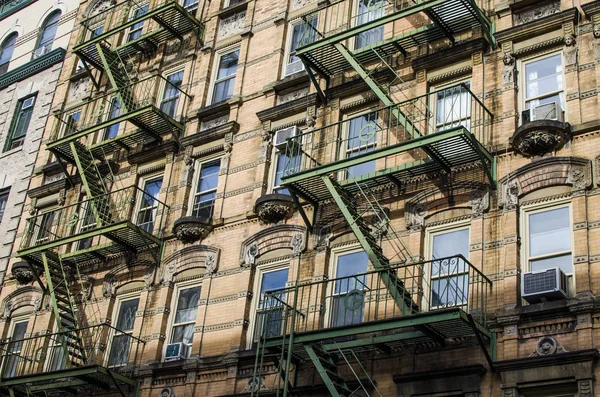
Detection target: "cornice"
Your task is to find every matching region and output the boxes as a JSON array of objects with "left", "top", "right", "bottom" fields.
[
  {"left": 181, "top": 121, "right": 239, "bottom": 147},
  {"left": 412, "top": 38, "right": 487, "bottom": 71},
  {"left": 0, "top": 48, "right": 65, "bottom": 90},
  {"left": 127, "top": 141, "right": 179, "bottom": 165},
  {"left": 256, "top": 92, "right": 318, "bottom": 122},
  {"left": 494, "top": 8, "right": 579, "bottom": 45}
]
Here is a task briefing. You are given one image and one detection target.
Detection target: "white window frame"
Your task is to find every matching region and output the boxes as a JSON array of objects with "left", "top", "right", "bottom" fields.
[
  {"left": 282, "top": 17, "right": 318, "bottom": 78},
  {"left": 268, "top": 127, "right": 303, "bottom": 194},
  {"left": 429, "top": 79, "right": 472, "bottom": 134},
  {"left": 163, "top": 280, "right": 202, "bottom": 361},
  {"left": 136, "top": 173, "right": 164, "bottom": 234},
  {"left": 159, "top": 69, "right": 185, "bottom": 121},
  {"left": 352, "top": 0, "right": 385, "bottom": 50},
  {"left": 521, "top": 199, "right": 574, "bottom": 295},
  {"left": 44, "top": 324, "right": 67, "bottom": 372},
  {"left": 125, "top": 2, "right": 149, "bottom": 43},
  {"left": 4, "top": 316, "right": 30, "bottom": 378},
  {"left": 519, "top": 52, "right": 565, "bottom": 120},
  {"left": 101, "top": 95, "right": 123, "bottom": 142},
  {"left": 340, "top": 108, "right": 379, "bottom": 180},
  {"left": 107, "top": 293, "right": 141, "bottom": 368},
  {"left": 182, "top": 0, "right": 199, "bottom": 14},
  {"left": 207, "top": 46, "right": 240, "bottom": 106},
  {"left": 75, "top": 195, "right": 97, "bottom": 251},
  {"left": 34, "top": 206, "right": 59, "bottom": 245},
  {"left": 188, "top": 157, "right": 221, "bottom": 218},
  {"left": 246, "top": 259, "right": 290, "bottom": 347},
  {"left": 424, "top": 221, "right": 470, "bottom": 311}
]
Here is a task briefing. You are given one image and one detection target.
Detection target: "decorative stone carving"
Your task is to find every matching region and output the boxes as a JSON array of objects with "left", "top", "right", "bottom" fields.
[
  {"left": 529, "top": 336, "right": 568, "bottom": 357},
  {"left": 469, "top": 188, "right": 489, "bottom": 217},
  {"left": 244, "top": 242, "right": 258, "bottom": 266},
  {"left": 254, "top": 194, "right": 295, "bottom": 224},
  {"left": 502, "top": 388, "right": 516, "bottom": 397},
  {"left": 200, "top": 114, "right": 229, "bottom": 131},
  {"left": 313, "top": 225, "right": 332, "bottom": 251},
  {"left": 502, "top": 53, "right": 515, "bottom": 86},
  {"left": 159, "top": 387, "right": 175, "bottom": 397},
  {"left": 306, "top": 114, "right": 316, "bottom": 129},
  {"left": 172, "top": 216, "right": 213, "bottom": 244},
  {"left": 217, "top": 12, "right": 246, "bottom": 40},
  {"left": 277, "top": 88, "right": 309, "bottom": 105},
  {"left": 11, "top": 262, "right": 35, "bottom": 285},
  {"left": 578, "top": 380, "right": 593, "bottom": 397},
  {"left": 567, "top": 165, "right": 591, "bottom": 190},
  {"left": 500, "top": 180, "right": 520, "bottom": 209},
  {"left": 179, "top": 147, "right": 194, "bottom": 187},
  {"left": 291, "top": 0, "right": 315, "bottom": 10},
  {"left": 143, "top": 269, "right": 154, "bottom": 289},
  {"left": 80, "top": 276, "right": 94, "bottom": 301},
  {"left": 563, "top": 34, "right": 578, "bottom": 66},
  {"left": 205, "top": 254, "right": 217, "bottom": 275},
  {"left": 102, "top": 276, "right": 116, "bottom": 299},
  {"left": 513, "top": 1, "right": 560, "bottom": 25},
  {"left": 163, "top": 260, "right": 177, "bottom": 285},
  {"left": 3, "top": 301, "right": 12, "bottom": 319},
  {"left": 242, "top": 376, "right": 269, "bottom": 393},
  {"left": 257, "top": 130, "right": 271, "bottom": 163},
  {"left": 291, "top": 232, "right": 304, "bottom": 256},
  {"left": 68, "top": 76, "right": 91, "bottom": 100},
  {"left": 594, "top": 39, "right": 600, "bottom": 61},
  {"left": 594, "top": 25, "right": 600, "bottom": 39},
  {"left": 369, "top": 207, "right": 390, "bottom": 239},
  {"left": 510, "top": 120, "right": 571, "bottom": 157},
  {"left": 405, "top": 203, "right": 427, "bottom": 231},
  {"left": 57, "top": 189, "right": 66, "bottom": 206}
]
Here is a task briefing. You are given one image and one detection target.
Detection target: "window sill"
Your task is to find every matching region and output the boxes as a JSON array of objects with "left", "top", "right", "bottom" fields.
[
  {"left": 0, "top": 146, "right": 23, "bottom": 159},
  {"left": 215, "top": 0, "right": 250, "bottom": 18}
]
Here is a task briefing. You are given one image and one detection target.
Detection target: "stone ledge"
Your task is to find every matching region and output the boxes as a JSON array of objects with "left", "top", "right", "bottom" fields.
[
  {"left": 256, "top": 92, "right": 318, "bottom": 122},
  {"left": 181, "top": 121, "right": 239, "bottom": 147},
  {"left": 0, "top": 48, "right": 65, "bottom": 90}
]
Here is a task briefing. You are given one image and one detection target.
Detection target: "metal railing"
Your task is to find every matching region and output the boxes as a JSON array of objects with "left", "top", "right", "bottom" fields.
[
  {"left": 20, "top": 185, "right": 169, "bottom": 250},
  {"left": 282, "top": 83, "right": 492, "bottom": 176},
  {"left": 50, "top": 74, "right": 189, "bottom": 142},
  {"left": 0, "top": 323, "right": 144, "bottom": 379},
  {"left": 256, "top": 255, "right": 491, "bottom": 338}
]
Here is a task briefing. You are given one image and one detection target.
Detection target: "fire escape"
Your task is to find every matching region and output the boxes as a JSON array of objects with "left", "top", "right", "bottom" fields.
[
  {"left": 253, "top": 0, "right": 496, "bottom": 395},
  {"left": 0, "top": 1, "right": 203, "bottom": 396}
]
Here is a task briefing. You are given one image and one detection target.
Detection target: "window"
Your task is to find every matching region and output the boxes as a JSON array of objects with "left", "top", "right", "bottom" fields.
[
  {"left": 0, "top": 189, "right": 8, "bottom": 224},
  {"left": 160, "top": 71, "right": 184, "bottom": 119},
  {"left": 35, "top": 11, "right": 61, "bottom": 58},
  {"left": 45, "top": 326, "right": 66, "bottom": 372},
  {"left": 355, "top": 0, "right": 384, "bottom": 49},
  {"left": 434, "top": 81, "right": 471, "bottom": 132},
  {"left": 4, "top": 96, "right": 35, "bottom": 152},
  {"left": 252, "top": 265, "right": 289, "bottom": 342},
  {"left": 168, "top": 286, "right": 201, "bottom": 357},
  {"left": 0, "top": 33, "right": 17, "bottom": 74},
  {"left": 137, "top": 176, "right": 163, "bottom": 233},
  {"left": 35, "top": 208, "right": 57, "bottom": 245},
  {"left": 183, "top": 0, "right": 199, "bottom": 14},
  {"left": 284, "top": 17, "right": 317, "bottom": 76},
  {"left": 211, "top": 49, "right": 239, "bottom": 104},
  {"left": 108, "top": 298, "right": 140, "bottom": 367},
  {"left": 525, "top": 205, "right": 572, "bottom": 282},
  {"left": 523, "top": 53, "right": 564, "bottom": 112},
  {"left": 272, "top": 148, "right": 300, "bottom": 195},
  {"left": 104, "top": 97, "right": 122, "bottom": 140},
  {"left": 191, "top": 160, "right": 219, "bottom": 219},
  {"left": 127, "top": 5, "right": 149, "bottom": 42},
  {"left": 76, "top": 199, "right": 97, "bottom": 250},
  {"left": 343, "top": 110, "right": 377, "bottom": 178},
  {"left": 224, "top": 0, "right": 245, "bottom": 8},
  {"left": 428, "top": 226, "right": 469, "bottom": 308},
  {"left": 330, "top": 250, "right": 369, "bottom": 327},
  {"left": 63, "top": 110, "right": 81, "bottom": 137},
  {"left": 5, "top": 320, "right": 28, "bottom": 378}
]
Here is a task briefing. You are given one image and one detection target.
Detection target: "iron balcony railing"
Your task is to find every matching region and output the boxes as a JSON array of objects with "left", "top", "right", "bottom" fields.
[
  {"left": 50, "top": 74, "right": 189, "bottom": 143},
  {"left": 281, "top": 83, "right": 492, "bottom": 176},
  {"left": 0, "top": 323, "right": 144, "bottom": 379},
  {"left": 75, "top": 0, "right": 204, "bottom": 49},
  {"left": 20, "top": 185, "right": 169, "bottom": 250},
  {"left": 256, "top": 255, "right": 491, "bottom": 339}
]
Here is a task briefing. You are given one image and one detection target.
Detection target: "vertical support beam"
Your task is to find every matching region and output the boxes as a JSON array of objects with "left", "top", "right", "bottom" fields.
[{"left": 304, "top": 345, "right": 343, "bottom": 397}]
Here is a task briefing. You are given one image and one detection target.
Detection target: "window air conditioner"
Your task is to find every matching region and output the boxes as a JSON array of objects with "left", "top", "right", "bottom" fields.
[
  {"left": 33, "top": 46, "right": 51, "bottom": 59},
  {"left": 521, "top": 267, "right": 568, "bottom": 304},
  {"left": 274, "top": 126, "right": 298, "bottom": 150},
  {"left": 165, "top": 342, "right": 189, "bottom": 361},
  {"left": 521, "top": 102, "right": 563, "bottom": 125},
  {"left": 285, "top": 60, "right": 305, "bottom": 76}
]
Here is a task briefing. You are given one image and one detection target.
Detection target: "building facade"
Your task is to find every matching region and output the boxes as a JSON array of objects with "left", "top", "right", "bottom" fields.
[
  {"left": 0, "top": 0, "right": 80, "bottom": 291},
  {"left": 0, "top": 0, "right": 598, "bottom": 395}
]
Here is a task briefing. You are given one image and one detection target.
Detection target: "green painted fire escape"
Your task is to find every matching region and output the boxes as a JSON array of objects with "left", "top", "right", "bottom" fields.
[
  {"left": 3, "top": 2, "right": 203, "bottom": 396},
  {"left": 253, "top": 0, "right": 496, "bottom": 395}
]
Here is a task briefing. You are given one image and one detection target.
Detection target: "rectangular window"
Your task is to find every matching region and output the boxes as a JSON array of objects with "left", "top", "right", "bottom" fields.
[
  {"left": 429, "top": 227, "right": 469, "bottom": 308},
  {"left": 254, "top": 267, "right": 289, "bottom": 341},
  {"left": 526, "top": 206, "right": 572, "bottom": 275},
  {"left": 344, "top": 111, "right": 377, "bottom": 178},
  {"left": 524, "top": 54, "right": 564, "bottom": 112},
  {"left": 4, "top": 320, "right": 28, "bottom": 378},
  {"left": 191, "top": 160, "right": 220, "bottom": 219},
  {"left": 108, "top": 298, "right": 140, "bottom": 367},
  {"left": 137, "top": 176, "right": 163, "bottom": 233},
  {"left": 4, "top": 96, "right": 35, "bottom": 152},
  {"left": 46, "top": 327, "right": 66, "bottom": 372},
  {"left": 355, "top": 0, "right": 384, "bottom": 49},
  {"left": 0, "top": 189, "right": 8, "bottom": 224},
  {"left": 211, "top": 49, "right": 239, "bottom": 104},
  {"left": 331, "top": 251, "right": 368, "bottom": 327},
  {"left": 284, "top": 17, "right": 317, "bottom": 76},
  {"left": 272, "top": 151, "right": 300, "bottom": 195},
  {"left": 62, "top": 110, "right": 81, "bottom": 138},
  {"left": 434, "top": 82, "right": 471, "bottom": 132},
  {"left": 35, "top": 209, "right": 57, "bottom": 245},
  {"left": 127, "top": 5, "right": 149, "bottom": 42},
  {"left": 76, "top": 199, "right": 97, "bottom": 250},
  {"left": 104, "top": 97, "right": 122, "bottom": 140},
  {"left": 170, "top": 286, "right": 201, "bottom": 354},
  {"left": 183, "top": 0, "right": 199, "bottom": 14},
  {"left": 160, "top": 71, "right": 184, "bottom": 119}
]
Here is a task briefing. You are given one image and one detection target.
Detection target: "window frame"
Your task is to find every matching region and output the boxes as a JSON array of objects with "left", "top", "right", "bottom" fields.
[
  {"left": 4, "top": 94, "right": 36, "bottom": 152},
  {"left": 424, "top": 220, "right": 471, "bottom": 311},
  {"left": 429, "top": 79, "right": 472, "bottom": 134},
  {"left": 521, "top": 199, "right": 574, "bottom": 295},
  {"left": 164, "top": 280, "right": 203, "bottom": 360},
  {"left": 339, "top": 107, "right": 379, "bottom": 179},
  {"left": 519, "top": 51, "right": 565, "bottom": 119},
  {"left": 159, "top": 69, "right": 185, "bottom": 120},
  {"left": 107, "top": 294, "right": 141, "bottom": 368},
  {"left": 0, "top": 32, "right": 18, "bottom": 74},
  {"left": 125, "top": 3, "right": 149, "bottom": 43},
  {"left": 0, "top": 188, "right": 9, "bottom": 225},
  {"left": 208, "top": 46, "right": 240, "bottom": 105},
  {"left": 4, "top": 316, "right": 30, "bottom": 378},
  {"left": 247, "top": 259, "right": 290, "bottom": 347},
  {"left": 282, "top": 17, "right": 318, "bottom": 78},
  {"left": 34, "top": 10, "right": 61, "bottom": 58},
  {"left": 101, "top": 96, "right": 123, "bottom": 142},
  {"left": 182, "top": 0, "right": 200, "bottom": 15},
  {"left": 269, "top": 127, "right": 303, "bottom": 195},
  {"left": 188, "top": 157, "right": 221, "bottom": 219},
  {"left": 352, "top": 0, "right": 385, "bottom": 50},
  {"left": 136, "top": 173, "right": 164, "bottom": 234},
  {"left": 34, "top": 206, "right": 59, "bottom": 246}
]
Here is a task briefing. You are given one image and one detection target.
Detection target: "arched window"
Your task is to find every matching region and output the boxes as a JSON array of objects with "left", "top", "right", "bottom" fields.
[
  {"left": 0, "top": 33, "right": 17, "bottom": 74},
  {"left": 34, "top": 11, "right": 61, "bottom": 58}
]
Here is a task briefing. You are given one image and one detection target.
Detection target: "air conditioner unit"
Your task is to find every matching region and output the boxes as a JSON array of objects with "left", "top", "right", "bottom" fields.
[
  {"left": 274, "top": 126, "right": 298, "bottom": 150},
  {"left": 522, "top": 267, "right": 568, "bottom": 304},
  {"left": 284, "top": 60, "right": 305, "bottom": 77},
  {"left": 521, "top": 102, "right": 564, "bottom": 125},
  {"left": 33, "top": 46, "right": 51, "bottom": 59},
  {"left": 165, "top": 342, "right": 189, "bottom": 361}
]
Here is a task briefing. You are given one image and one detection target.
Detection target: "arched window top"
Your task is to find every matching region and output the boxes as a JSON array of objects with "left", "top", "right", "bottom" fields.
[
  {"left": 0, "top": 33, "right": 17, "bottom": 74},
  {"left": 35, "top": 10, "right": 61, "bottom": 57}
]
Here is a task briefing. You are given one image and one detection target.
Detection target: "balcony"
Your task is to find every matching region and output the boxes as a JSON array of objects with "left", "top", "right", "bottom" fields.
[
  {"left": 280, "top": 83, "right": 495, "bottom": 202},
  {"left": 18, "top": 186, "right": 168, "bottom": 265},
  {"left": 257, "top": 255, "right": 492, "bottom": 354},
  {"left": 48, "top": 75, "right": 188, "bottom": 162},
  {"left": 295, "top": 0, "right": 495, "bottom": 79},
  {"left": 0, "top": 324, "right": 143, "bottom": 394},
  {"left": 73, "top": 0, "right": 203, "bottom": 69}
]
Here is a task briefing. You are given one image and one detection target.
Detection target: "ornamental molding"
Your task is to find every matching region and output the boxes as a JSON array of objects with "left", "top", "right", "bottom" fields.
[
  {"left": 529, "top": 336, "right": 568, "bottom": 357},
  {"left": 240, "top": 224, "right": 307, "bottom": 266},
  {"left": 495, "top": 8, "right": 579, "bottom": 46},
  {"left": 217, "top": 11, "right": 246, "bottom": 40},
  {"left": 0, "top": 48, "right": 65, "bottom": 90},
  {"left": 513, "top": 1, "right": 561, "bottom": 26},
  {"left": 161, "top": 245, "right": 221, "bottom": 284},
  {"left": 0, "top": 286, "right": 43, "bottom": 319}
]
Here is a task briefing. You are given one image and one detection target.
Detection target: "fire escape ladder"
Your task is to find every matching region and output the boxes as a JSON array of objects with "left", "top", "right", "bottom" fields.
[
  {"left": 304, "top": 344, "right": 353, "bottom": 397},
  {"left": 70, "top": 141, "right": 108, "bottom": 199},
  {"left": 96, "top": 43, "right": 135, "bottom": 109}
]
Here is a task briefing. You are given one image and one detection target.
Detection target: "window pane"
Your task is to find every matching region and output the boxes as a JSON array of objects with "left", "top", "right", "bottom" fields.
[
  {"left": 531, "top": 254, "right": 572, "bottom": 274},
  {"left": 436, "top": 82, "right": 471, "bottom": 130},
  {"left": 334, "top": 251, "right": 368, "bottom": 294},
  {"left": 141, "top": 178, "right": 162, "bottom": 208},
  {"left": 171, "top": 324, "right": 195, "bottom": 345},
  {"left": 115, "top": 299, "right": 139, "bottom": 331},
  {"left": 161, "top": 71, "right": 184, "bottom": 118},
  {"left": 355, "top": 0, "right": 384, "bottom": 49},
  {"left": 432, "top": 274, "right": 469, "bottom": 307},
  {"left": 105, "top": 98, "right": 122, "bottom": 140},
  {"left": 108, "top": 334, "right": 132, "bottom": 366},
  {"left": 213, "top": 78, "right": 234, "bottom": 103},
  {"left": 0, "top": 193, "right": 7, "bottom": 223},
  {"left": 529, "top": 207, "right": 570, "bottom": 257},
  {"left": 289, "top": 17, "right": 317, "bottom": 64},
  {"left": 174, "top": 287, "right": 201, "bottom": 323},
  {"left": 525, "top": 54, "right": 562, "bottom": 99},
  {"left": 38, "top": 12, "right": 61, "bottom": 51},
  {"left": 0, "top": 33, "right": 17, "bottom": 71},
  {"left": 217, "top": 50, "right": 239, "bottom": 79},
  {"left": 431, "top": 229, "right": 469, "bottom": 275},
  {"left": 197, "top": 162, "right": 220, "bottom": 192}
]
